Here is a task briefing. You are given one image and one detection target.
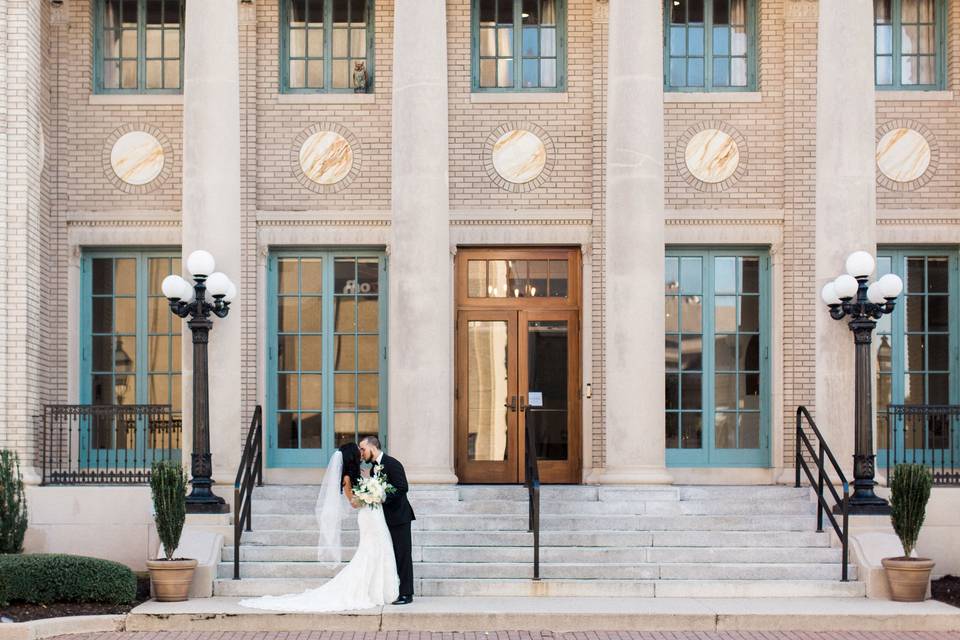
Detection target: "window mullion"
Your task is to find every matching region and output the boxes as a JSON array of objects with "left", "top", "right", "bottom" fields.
[
  {"left": 514, "top": 0, "right": 522, "bottom": 89},
  {"left": 138, "top": 0, "right": 147, "bottom": 92},
  {"left": 325, "top": 0, "right": 334, "bottom": 91},
  {"left": 705, "top": 0, "right": 714, "bottom": 91},
  {"left": 892, "top": 0, "right": 902, "bottom": 87}
]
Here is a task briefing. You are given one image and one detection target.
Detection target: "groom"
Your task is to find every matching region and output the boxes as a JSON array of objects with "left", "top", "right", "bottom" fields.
[{"left": 359, "top": 435, "right": 415, "bottom": 605}]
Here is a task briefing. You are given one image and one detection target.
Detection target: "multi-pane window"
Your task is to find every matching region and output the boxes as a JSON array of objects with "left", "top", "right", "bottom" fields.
[
  {"left": 466, "top": 258, "right": 568, "bottom": 298},
  {"left": 269, "top": 252, "right": 386, "bottom": 467},
  {"left": 95, "top": 0, "right": 184, "bottom": 93},
  {"left": 281, "top": 0, "right": 374, "bottom": 93},
  {"left": 665, "top": 250, "right": 769, "bottom": 467},
  {"left": 666, "top": 0, "right": 755, "bottom": 91},
  {"left": 474, "top": 0, "right": 565, "bottom": 91},
  {"left": 875, "top": 0, "right": 944, "bottom": 89}
]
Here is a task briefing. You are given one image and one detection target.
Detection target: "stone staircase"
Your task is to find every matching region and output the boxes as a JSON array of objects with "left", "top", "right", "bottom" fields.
[{"left": 215, "top": 484, "right": 864, "bottom": 598}]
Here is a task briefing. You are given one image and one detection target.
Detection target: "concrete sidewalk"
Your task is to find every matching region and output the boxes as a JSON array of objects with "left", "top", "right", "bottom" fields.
[{"left": 126, "top": 596, "right": 960, "bottom": 633}]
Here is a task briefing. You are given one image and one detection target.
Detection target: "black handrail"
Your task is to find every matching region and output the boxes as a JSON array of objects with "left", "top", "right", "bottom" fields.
[
  {"left": 524, "top": 420, "right": 541, "bottom": 580},
  {"left": 794, "top": 406, "right": 850, "bottom": 582},
  {"left": 233, "top": 406, "right": 264, "bottom": 580}
]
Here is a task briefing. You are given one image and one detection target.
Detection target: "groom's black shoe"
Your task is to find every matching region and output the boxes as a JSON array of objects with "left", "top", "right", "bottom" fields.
[{"left": 391, "top": 595, "right": 414, "bottom": 605}]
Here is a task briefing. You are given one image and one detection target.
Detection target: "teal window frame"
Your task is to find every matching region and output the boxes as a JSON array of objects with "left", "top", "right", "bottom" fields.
[
  {"left": 664, "top": 0, "right": 758, "bottom": 92},
  {"left": 93, "top": 0, "right": 185, "bottom": 95},
  {"left": 266, "top": 250, "right": 388, "bottom": 468},
  {"left": 665, "top": 247, "right": 771, "bottom": 468},
  {"left": 471, "top": 0, "right": 568, "bottom": 93},
  {"left": 279, "top": 0, "right": 376, "bottom": 94},
  {"left": 876, "top": 248, "right": 959, "bottom": 464},
  {"left": 79, "top": 249, "right": 183, "bottom": 466},
  {"left": 874, "top": 0, "right": 946, "bottom": 90}
]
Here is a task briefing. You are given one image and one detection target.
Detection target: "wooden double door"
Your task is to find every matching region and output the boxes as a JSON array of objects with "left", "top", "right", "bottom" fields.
[{"left": 455, "top": 248, "right": 582, "bottom": 484}]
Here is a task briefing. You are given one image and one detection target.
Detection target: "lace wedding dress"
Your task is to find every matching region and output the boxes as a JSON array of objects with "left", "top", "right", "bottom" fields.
[{"left": 238, "top": 452, "right": 399, "bottom": 612}]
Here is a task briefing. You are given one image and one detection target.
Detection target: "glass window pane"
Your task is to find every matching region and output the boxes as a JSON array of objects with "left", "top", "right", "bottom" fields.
[
  {"left": 121, "top": 60, "right": 138, "bottom": 89},
  {"left": 121, "top": 28, "right": 138, "bottom": 57},
  {"left": 876, "top": 56, "right": 893, "bottom": 84},
  {"left": 351, "top": 27, "right": 366, "bottom": 57},
  {"left": 480, "top": 59, "right": 497, "bottom": 87},
  {"left": 301, "top": 335, "right": 323, "bottom": 371},
  {"left": 334, "top": 335, "right": 356, "bottom": 371},
  {"left": 876, "top": 24, "right": 893, "bottom": 54},
  {"left": 497, "top": 0, "right": 513, "bottom": 22},
  {"left": 739, "top": 334, "right": 760, "bottom": 370},
  {"left": 289, "top": 59, "right": 306, "bottom": 87},
  {"left": 680, "top": 258, "right": 702, "bottom": 294},
  {"left": 715, "top": 296, "right": 737, "bottom": 332},
  {"left": 731, "top": 57, "right": 747, "bottom": 86},
  {"left": 306, "top": 0, "right": 324, "bottom": 26},
  {"left": 665, "top": 297, "right": 679, "bottom": 333},
  {"left": 689, "top": 0, "right": 704, "bottom": 22},
  {"left": 681, "top": 337, "right": 703, "bottom": 371},
  {"left": 522, "top": 58, "right": 539, "bottom": 87},
  {"left": 301, "top": 373, "right": 323, "bottom": 410},
  {"left": 681, "top": 413, "right": 703, "bottom": 448},
  {"left": 277, "top": 413, "right": 298, "bottom": 449},
  {"left": 902, "top": 55, "right": 918, "bottom": 84},
  {"left": 548, "top": 260, "right": 568, "bottom": 297},
  {"left": 332, "top": 60, "right": 349, "bottom": 87},
  {"left": 498, "top": 27, "right": 513, "bottom": 56},
  {"left": 301, "top": 412, "right": 322, "bottom": 448},
  {"left": 357, "top": 297, "right": 379, "bottom": 332},
  {"left": 902, "top": 0, "right": 919, "bottom": 22},
  {"left": 687, "top": 58, "right": 704, "bottom": 86},
  {"left": 335, "top": 297, "right": 356, "bottom": 331},
  {"left": 739, "top": 296, "right": 760, "bottom": 332},
  {"left": 902, "top": 26, "right": 918, "bottom": 54},
  {"left": 713, "top": 27, "right": 730, "bottom": 55},
  {"left": 875, "top": 0, "right": 892, "bottom": 22},
  {"left": 739, "top": 413, "right": 760, "bottom": 448},
  {"left": 480, "top": 0, "right": 496, "bottom": 23},
  {"left": 688, "top": 26, "right": 704, "bottom": 55},
  {"left": 541, "top": 27, "right": 556, "bottom": 57},
  {"left": 666, "top": 412, "right": 680, "bottom": 448},
  {"left": 278, "top": 335, "right": 298, "bottom": 371},
  {"left": 672, "top": 0, "right": 687, "bottom": 23},
  {"left": 163, "top": 60, "right": 179, "bottom": 88},
  {"left": 713, "top": 58, "right": 730, "bottom": 87},
  {"left": 307, "top": 28, "right": 324, "bottom": 57},
  {"left": 918, "top": 56, "right": 935, "bottom": 85},
  {"left": 670, "top": 58, "right": 686, "bottom": 86},
  {"left": 670, "top": 26, "right": 686, "bottom": 57},
  {"left": 146, "top": 60, "right": 163, "bottom": 89},
  {"left": 522, "top": 0, "right": 538, "bottom": 24},
  {"left": 681, "top": 373, "right": 702, "bottom": 408},
  {"left": 715, "top": 412, "right": 736, "bottom": 448},
  {"left": 928, "top": 296, "right": 948, "bottom": 332},
  {"left": 522, "top": 27, "right": 539, "bottom": 56},
  {"left": 497, "top": 58, "right": 514, "bottom": 87},
  {"left": 730, "top": 0, "right": 746, "bottom": 24},
  {"left": 541, "top": 0, "right": 556, "bottom": 24},
  {"left": 540, "top": 59, "right": 557, "bottom": 87},
  {"left": 357, "top": 335, "right": 378, "bottom": 370},
  {"left": 333, "top": 28, "right": 348, "bottom": 57},
  {"left": 715, "top": 335, "right": 737, "bottom": 371},
  {"left": 290, "top": 28, "right": 306, "bottom": 57},
  {"left": 278, "top": 374, "right": 298, "bottom": 410},
  {"left": 714, "top": 0, "right": 729, "bottom": 24}
]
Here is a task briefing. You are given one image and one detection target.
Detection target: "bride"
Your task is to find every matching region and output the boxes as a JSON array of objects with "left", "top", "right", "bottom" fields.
[{"left": 238, "top": 443, "right": 400, "bottom": 612}]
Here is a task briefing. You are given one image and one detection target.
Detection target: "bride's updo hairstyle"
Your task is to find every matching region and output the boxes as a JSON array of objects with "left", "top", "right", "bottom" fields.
[{"left": 339, "top": 442, "right": 362, "bottom": 491}]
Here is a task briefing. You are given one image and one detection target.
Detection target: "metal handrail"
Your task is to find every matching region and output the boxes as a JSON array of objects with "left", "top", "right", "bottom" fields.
[
  {"left": 524, "top": 421, "right": 541, "bottom": 580},
  {"left": 233, "top": 406, "right": 264, "bottom": 580},
  {"left": 794, "top": 406, "right": 850, "bottom": 582}
]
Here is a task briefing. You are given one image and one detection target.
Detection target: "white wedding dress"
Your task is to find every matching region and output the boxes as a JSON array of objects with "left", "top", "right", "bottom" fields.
[{"left": 238, "top": 452, "right": 399, "bottom": 612}]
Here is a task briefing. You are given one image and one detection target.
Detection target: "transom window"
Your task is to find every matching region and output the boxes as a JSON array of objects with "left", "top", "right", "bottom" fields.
[
  {"left": 466, "top": 259, "right": 568, "bottom": 298},
  {"left": 281, "top": 0, "right": 374, "bottom": 93},
  {"left": 875, "top": 0, "right": 944, "bottom": 89},
  {"left": 94, "top": 0, "right": 184, "bottom": 94},
  {"left": 473, "top": 0, "right": 566, "bottom": 91},
  {"left": 268, "top": 252, "right": 387, "bottom": 467},
  {"left": 665, "top": 0, "right": 756, "bottom": 91},
  {"left": 665, "top": 250, "right": 770, "bottom": 467}
]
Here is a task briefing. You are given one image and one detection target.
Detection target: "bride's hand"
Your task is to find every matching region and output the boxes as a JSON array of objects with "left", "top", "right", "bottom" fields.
[{"left": 350, "top": 498, "right": 361, "bottom": 509}]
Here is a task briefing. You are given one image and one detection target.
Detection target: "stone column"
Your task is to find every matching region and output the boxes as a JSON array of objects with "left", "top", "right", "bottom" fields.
[
  {"left": 181, "top": 0, "right": 242, "bottom": 491},
  {"left": 593, "top": 0, "right": 672, "bottom": 484},
  {"left": 814, "top": 0, "right": 876, "bottom": 473},
  {"left": 388, "top": 0, "right": 457, "bottom": 483}
]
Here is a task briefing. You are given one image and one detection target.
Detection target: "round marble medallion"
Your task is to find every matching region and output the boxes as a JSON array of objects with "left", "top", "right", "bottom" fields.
[
  {"left": 877, "top": 128, "right": 931, "bottom": 183},
  {"left": 110, "top": 131, "right": 165, "bottom": 186},
  {"left": 491, "top": 130, "right": 547, "bottom": 184},
  {"left": 299, "top": 131, "right": 353, "bottom": 185},
  {"left": 684, "top": 129, "right": 740, "bottom": 184}
]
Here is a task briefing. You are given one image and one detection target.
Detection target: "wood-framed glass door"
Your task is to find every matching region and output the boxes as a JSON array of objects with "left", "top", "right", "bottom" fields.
[{"left": 455, "top": 248, "right": 582, "bottom": 484}]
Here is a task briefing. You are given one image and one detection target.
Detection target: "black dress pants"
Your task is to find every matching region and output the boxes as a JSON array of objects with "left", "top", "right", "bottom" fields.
[{"left": 388, "top": 521, "right": 414, "bottom": 597}]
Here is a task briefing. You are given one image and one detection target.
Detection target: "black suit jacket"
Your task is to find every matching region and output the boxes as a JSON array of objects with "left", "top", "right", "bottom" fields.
[{"left": 378, "top": 454, "right": 415, "bottom": 527}]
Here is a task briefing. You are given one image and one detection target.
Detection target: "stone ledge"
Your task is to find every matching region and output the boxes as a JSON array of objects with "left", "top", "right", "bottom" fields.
[
  {"left": 470, "top": 92, "right": 569, "bottom": 104},
  {"left": 0, "top": 615, "right": 125, "bottom": 640},
  {"left": 276, "top": 93, "right": 377, "bottom": 105},
  {"left": 665, "top": 92, "right": 763, "bottom": 103},
  {"left": 88, "top": 94, "right": 184, "bottom": 106},
  {"left": 876, "top": 90, "right": 954, "bottom": 102}
]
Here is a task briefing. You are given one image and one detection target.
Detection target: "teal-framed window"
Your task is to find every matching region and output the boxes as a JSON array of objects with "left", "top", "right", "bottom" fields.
[
  {"left": 79, "top": 250, "right": 183, "bottom": 464},
  {"left": 472, "top": 0, "right": 567, "bottom": 92},
  {"left": 877, "top": 249, "right": 959, "bottom": 458},
  {"left": 280, "top": 0, "right": 375, "bottom": 93},
  {"left": 875, "top": 0, "right": 946, "bottom": 89},
  {"left": 267, "top": 251, "right": 387, "bottom": 467},
  {"left": 93, "top": 0, "right": 184, "bottom": 94},
  {"left": 665, "top": 248, "right": 771, "bottom": 467},
  {"left": 665, "top": 0, "right": 757, "bottom": 92}
]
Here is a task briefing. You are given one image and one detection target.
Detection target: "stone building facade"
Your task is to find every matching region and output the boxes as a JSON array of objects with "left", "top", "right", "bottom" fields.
[{"left": 1, "top": 0, "right": 958, "bottom": 502}]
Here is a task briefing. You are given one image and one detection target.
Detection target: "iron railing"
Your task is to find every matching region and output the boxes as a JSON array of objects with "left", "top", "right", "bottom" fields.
[
  {"left": 795, "top": 406, "right": 850, "bottom": 582},
  {"left": 40, "top": 404, "right": 180, "bottom": 485},
  {"left": 233, "top": 406, "right": 264, "bottom": 580},
  {"left": 881, "top": 404, "right": 960, "bottom": 486},
  {"left": 524, "top": 420, "right": 541, "bottom": 580}
]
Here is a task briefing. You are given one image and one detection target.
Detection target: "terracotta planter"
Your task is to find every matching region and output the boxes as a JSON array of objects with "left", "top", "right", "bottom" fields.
[
  {"left": 146, "top": 558, "right": 198, "bottom": 602},
  {"left": 882, "top": 557, "right": 935, "bottom": 602}
]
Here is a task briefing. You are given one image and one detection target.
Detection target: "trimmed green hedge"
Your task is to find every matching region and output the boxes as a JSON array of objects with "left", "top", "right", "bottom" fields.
[{"left": 0, "top": 553, "right": 136, "bottom": 606}]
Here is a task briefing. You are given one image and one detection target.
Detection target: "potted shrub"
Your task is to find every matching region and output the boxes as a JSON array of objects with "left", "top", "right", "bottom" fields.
[
  {"left": 146, "top": 460, "right": 197, "bottom": 602},
  {"left": 0, "top": 450, "right": 28, "bottom": 554},
  {"left": 882, "top": 463, "right": 935, "bottom": 602}
]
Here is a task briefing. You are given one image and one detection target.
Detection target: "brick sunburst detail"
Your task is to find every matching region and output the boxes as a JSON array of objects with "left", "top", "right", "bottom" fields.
[
  {"left": 101, "top": 124, "right": 174, "bottom": 195},
  {"left": 674, "top": 121, "right": 748, "bottom": 193},
  {"left": 483, "top": 121, "right": 556, "bottom": 193},
  {"left": 875, "top": 120, "right": 939, "bottom": 192},
  {"left": 291, "top": 123, "right": 362, "bottom": 195}
]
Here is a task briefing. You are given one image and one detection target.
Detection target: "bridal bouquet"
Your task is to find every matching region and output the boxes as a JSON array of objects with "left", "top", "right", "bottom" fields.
[{"left": 353, "top": 465, "right": 396, "bottom": 509}]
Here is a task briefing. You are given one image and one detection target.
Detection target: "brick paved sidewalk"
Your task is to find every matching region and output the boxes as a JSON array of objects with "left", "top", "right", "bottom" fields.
[{"left": 56, "top": 631, "right": 960, "bottom": 640}]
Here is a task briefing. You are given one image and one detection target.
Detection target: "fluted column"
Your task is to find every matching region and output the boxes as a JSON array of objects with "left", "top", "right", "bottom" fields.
[
  {"left": 181, "top": 0, "right": 242, "bottom": 491},
  {"left": 814, "top": 0, "right": 876, "bottom": 473},
  {"left": 388, "top": 0, "right": 457, "bottom": 483},
  {"left": 592, "top": 0, "right": 671, "bottom": 484}
]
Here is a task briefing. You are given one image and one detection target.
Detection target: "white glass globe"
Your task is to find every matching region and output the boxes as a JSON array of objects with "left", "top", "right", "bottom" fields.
[
  {"left": 867, "top": 282, "right": 887, "bottom": 304},
  {"left": 879, "top": 273, "right": 904, "bottom": 299},
  {"left": 845, "top": 251, "right": 876, "bottom": 278},
  {"left": 161, "top": 275, "right": 190, "bottom": 300},
  {"left": 833, "top": 274, "right": 860, "bottom": 299},
  {"left": 206, "top": 272, "right": 231, "bottom": 297},
  {"left": 821, "top": 282, "right": 841, "bottom": 305},
  {"left": 224, "top": 280, "right": 238, "bottom": 303},
  {"left": 182, "top": 283, "right": 196, "bottom": 304},
  {"left": 186, "top": 250, "right": 216, "bottom": 277}
]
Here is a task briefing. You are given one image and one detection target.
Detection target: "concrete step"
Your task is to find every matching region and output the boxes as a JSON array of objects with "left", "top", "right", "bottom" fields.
[
  {"left": 658, "top": 562, "right": 856, "bottom": 581},
  {"left": 213, "top": 577, "right": 867, "bottom": 599},
  {"left": 218, "top": 561, "right": 661, "bottom": 580}
]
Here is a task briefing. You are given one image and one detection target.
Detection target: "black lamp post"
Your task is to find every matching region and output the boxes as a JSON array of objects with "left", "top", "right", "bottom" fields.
[
  {"left": 162, "top": 250, "right": 237, "bottom": 514},
  {"left": 821, "top": 251, "right": 904, "bottom": 515}
]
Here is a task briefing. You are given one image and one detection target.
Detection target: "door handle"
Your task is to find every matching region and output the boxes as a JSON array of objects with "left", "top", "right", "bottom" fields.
[
  {"left": 504, "top": 396, "right": 517, "bottom": 412},
  {"left": 519, "top": 396, "right": 527, "bottom": 413}
]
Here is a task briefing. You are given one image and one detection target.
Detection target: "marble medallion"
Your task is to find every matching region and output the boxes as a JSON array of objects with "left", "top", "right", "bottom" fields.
[
  {"left": 877, "top": 128, "right": 931, "bottom": 183},
  {"left": 299, "top": 131, "right": 353, "bottom": 185},
  {"left": 110, "top": 131, "right": 165, "bottom": 186},
  {"left": 492, "top": 129, "right": 547, "bottom": 184},
  {"left": 684, "top": 129, "right": 740, "bottom": 184}
]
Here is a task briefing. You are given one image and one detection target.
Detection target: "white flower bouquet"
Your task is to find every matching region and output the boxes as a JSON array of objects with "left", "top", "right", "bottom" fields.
[{"left": 353, "top": 464, "right": 396, "bottom": 509}]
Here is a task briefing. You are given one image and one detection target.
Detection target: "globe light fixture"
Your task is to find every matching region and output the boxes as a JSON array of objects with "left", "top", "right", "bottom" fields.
[
  {"left": 186, "top": 250, "right": 216, "bottom": 278},
  {"left": 822, "top": 251, "right": 904, "bottom": 514}
]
